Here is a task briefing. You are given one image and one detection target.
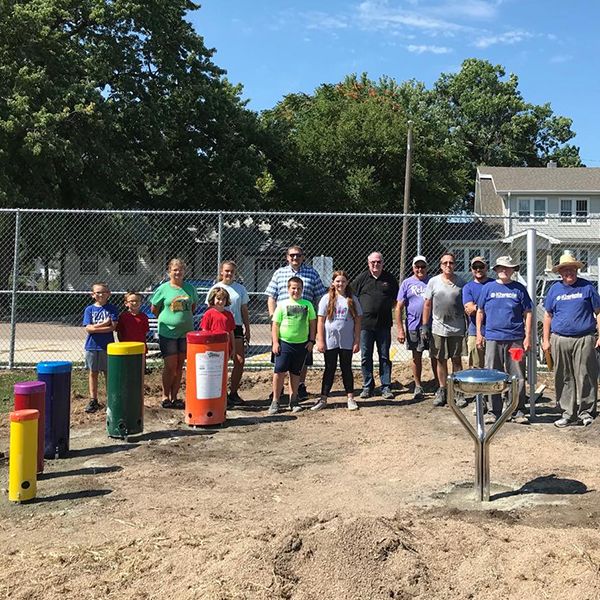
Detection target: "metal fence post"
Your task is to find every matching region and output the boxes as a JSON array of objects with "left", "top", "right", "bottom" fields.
[
  {"left": 217, "top": 212, "right": 223, "bottom": 274},
  {"left": 417, "top": 214, "right": 422, "bottom": 256},
  {"left": 526, "top": 228, "right": 537, "bottom": 417},
  {"left": 8, "top": 210, "right": 21, "bottom": 369}
]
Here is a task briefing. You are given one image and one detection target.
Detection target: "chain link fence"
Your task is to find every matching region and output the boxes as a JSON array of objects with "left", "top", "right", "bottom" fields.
[{"left": 1, "top": 208, "right": 599, "bottom": 368}]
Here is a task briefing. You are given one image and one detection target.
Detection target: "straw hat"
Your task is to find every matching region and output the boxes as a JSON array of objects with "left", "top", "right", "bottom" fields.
[
  {"left": 493, "top": 255, "right": 519, "bottom": 270},
  {"left": 551, "top": 251, "right": 584, "bottom": 273}
]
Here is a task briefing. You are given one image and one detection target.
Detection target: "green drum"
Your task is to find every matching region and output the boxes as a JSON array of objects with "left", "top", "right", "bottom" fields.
[{"left": 106, "top": 342, "right": 145, "bottom": 439}]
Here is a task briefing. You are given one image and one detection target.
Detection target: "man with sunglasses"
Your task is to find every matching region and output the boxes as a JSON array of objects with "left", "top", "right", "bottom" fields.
[
  {"left": 422, "top": 252, "right": 466, "bottom": 407},
  {"left": 462, "top": 256, "right": 492, "bottom": 369},
  {"left": 266, "top": 245, "right": 327, "bottom": 401},
  {"left": 396, "top": 255, "right": 437, "bottom": 400},
  {"left": 352, "top": 252, "right": 399, "bottom": 400}
]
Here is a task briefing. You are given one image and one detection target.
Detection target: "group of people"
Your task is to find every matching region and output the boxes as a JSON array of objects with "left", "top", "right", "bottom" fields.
[{"left": 81, "top": 246, "right": 600, "bottom": 429}]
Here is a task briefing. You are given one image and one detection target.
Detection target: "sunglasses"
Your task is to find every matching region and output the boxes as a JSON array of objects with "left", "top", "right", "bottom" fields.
[
  {"left": 414, "top": 264, "right": 427, "bottom": 269},
  {"left": 288, "top": 253, "right": 303, "bottom": 258},
  {"left": 441, "top": 261, "right": 455, "bottom": 265},
  {"left": 472, "top": 264, "right": 485, "bottom": 270}
]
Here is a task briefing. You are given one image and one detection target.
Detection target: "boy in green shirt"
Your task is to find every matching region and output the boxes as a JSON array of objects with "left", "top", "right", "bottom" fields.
[{"left": 269, "top": 277, "right": 317, "bottom": 415}]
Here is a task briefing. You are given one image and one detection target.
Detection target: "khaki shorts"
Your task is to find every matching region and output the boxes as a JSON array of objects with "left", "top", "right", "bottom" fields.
[
  {"left": 431, "top": 334, "right": 463, "bottom": 360},
  {"left": 467, "top": 335, "right": 485, "bottom": 368}
]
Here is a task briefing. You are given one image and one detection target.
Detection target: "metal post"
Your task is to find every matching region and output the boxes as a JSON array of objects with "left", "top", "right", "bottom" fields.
[
  {"left": 417, "top": 214, "right": 422, "bottom": 256},
  {"left": 597, "top": 257, "right": 600, "bottom": 295},
  {"left": 447, "top": 372, "right": 518, "bottom": 502},
  {"left": 217, "top": 212, "right": 223, "bottom": 274},
  {"left": 526, "top": 228, "right": 537, "bottom": 418},
  {"left": 9, "top": 210, "right": 21, "bottom": 369},
  {"left": 399, "top": 120, "right": 413, "bottom": 280}
]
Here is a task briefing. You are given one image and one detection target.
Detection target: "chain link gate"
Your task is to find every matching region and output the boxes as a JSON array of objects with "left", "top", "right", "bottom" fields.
[{"left": 0, "top": 208, "right": 598, "bottom": 368}]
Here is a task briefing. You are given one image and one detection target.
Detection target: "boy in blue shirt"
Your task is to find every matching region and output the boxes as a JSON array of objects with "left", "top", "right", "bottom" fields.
[{"left": 82, "top": 282, "right": 119, "bottom": 413}]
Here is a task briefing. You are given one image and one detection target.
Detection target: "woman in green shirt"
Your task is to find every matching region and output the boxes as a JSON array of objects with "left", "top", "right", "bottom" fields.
[{"left": 150, "top": 258, "right": 199, "bottom": 408}]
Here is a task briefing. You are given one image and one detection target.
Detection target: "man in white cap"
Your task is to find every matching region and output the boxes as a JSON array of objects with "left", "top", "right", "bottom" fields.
[
  {"left": 476, "top": 255, "right": 532, "bottom": 424},
  {"left": 542, "top": 251, "right": 600, "bottom": 428},
  {"left": 462, "top": 256, "right": 492, "bottom": 368},
  {"left": 396, "top": 255, "right": 438, "bottom": 400}
]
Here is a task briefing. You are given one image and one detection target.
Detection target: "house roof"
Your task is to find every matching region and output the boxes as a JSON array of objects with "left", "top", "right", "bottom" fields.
[{"left": 477, "top": 166, "right": 600, "bottom": 193}]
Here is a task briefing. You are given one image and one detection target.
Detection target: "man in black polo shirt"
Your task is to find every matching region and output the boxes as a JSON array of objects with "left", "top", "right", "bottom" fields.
[{"left": 352, "top": 252, "right": 399, "bottom": 400}]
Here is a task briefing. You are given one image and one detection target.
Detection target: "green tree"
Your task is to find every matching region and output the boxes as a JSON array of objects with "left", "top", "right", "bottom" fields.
[
  {"left": 261, "top": 74, "right": 467, "bottom": 213},
  {"left": 433, "top": 58, "right": 582, "bottom": 172},
  {"left": 0, "top": 0, "right": 267, "bottom": 209}
]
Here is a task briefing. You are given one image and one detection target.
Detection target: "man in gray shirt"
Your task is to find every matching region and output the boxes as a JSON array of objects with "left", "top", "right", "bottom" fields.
[{"left": 422, "top": 252, "right": 466, "bottom": 407}]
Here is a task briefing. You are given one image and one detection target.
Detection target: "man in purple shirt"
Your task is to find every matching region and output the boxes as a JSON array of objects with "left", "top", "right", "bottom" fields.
[{"left": 396, "top": 256, "right": 438, "bottom": 400}]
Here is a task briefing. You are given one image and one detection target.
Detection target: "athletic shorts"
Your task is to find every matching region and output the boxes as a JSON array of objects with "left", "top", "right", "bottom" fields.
[
  {"left": 430, "top": 334, "right": 463, "bottom": 360},
  {"left": 234, "top": 325, "right": 244, "bottom": 339},
  {"left": 85, "top": 350, "right": 107, "bottom": 373},
  {"left": 274, "top": 341, "right": 307, "bottom": 375},
  {"left": 159, "top": 335, "right": 187, "bottom": 357},
  {"left": 271, "top": 349, "right": 313, "bottom": 366},
  {"left": 406, "top": 329, "right": 429, "bottom": 352}
]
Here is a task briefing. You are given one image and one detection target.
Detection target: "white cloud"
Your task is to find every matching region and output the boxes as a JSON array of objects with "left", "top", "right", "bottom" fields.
[
  {"left": 407, "top": 44, "right": 452, "bottom": 54},
  {"left": 304, "top": 11, "right": 349, "bottom": 30},
  {"left": 549, "top": 54, "right": 573, "bottom": 64},
  {"left": 473, "top": 29, "right": 533, "bottom": 48}
]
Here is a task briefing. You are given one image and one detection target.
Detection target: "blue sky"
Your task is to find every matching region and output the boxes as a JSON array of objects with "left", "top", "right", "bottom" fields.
[{"left": 190, "top": 1, "right": 600, "bottom": 165}]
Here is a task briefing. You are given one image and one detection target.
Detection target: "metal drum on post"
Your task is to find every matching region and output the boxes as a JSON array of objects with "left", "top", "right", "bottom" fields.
[
  {"left": 186, "top": 331, "right": 228, "bottom": 426},
  {"left": 14, "top": 381, "right": 46, "bottom": 474},
  {"left": 9, "top": 409, "right": 39, "bottom": 503},
  {"left": 106, "top": 341, "right": 145, "bottom": 439},
  {"left": 37, "top": 361, "right": 72, "bottom": 459}
]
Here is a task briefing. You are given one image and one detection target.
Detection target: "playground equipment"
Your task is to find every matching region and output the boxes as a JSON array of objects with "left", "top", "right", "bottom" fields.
[
  {"left": 447, "top": 369, "right": 518, "bottom": 502},
  {"left": 37, "top": 361, "right": 72, "bottom": 459},
  {"left": 106, "top": 341, "right": 145, "bottom": 439},
  {"left": 14, "top": 381, "right": 46, "bottom": 474},
  {"left": 185, "top": 331, "right": 228, "bottom": 426},
  {"left": 9, "top": 409, "right": 39, "bottom": 503}
]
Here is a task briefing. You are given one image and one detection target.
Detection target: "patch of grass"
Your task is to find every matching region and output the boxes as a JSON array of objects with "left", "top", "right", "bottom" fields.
[{"left": 0, "top": 369, "right": 91, "bottom": 414}]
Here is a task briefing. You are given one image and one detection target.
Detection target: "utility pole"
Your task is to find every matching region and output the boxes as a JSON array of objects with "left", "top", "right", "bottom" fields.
[{"left": 399, "top": 120, "right": 413, "bottom": 280}]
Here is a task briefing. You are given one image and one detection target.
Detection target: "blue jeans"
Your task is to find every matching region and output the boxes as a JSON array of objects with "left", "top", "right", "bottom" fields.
[{"left": 360, "top": 328, "right": 392, "bottom": 390}]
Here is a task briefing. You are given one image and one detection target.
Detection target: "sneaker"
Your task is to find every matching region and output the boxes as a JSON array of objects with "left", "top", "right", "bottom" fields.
[
  {"left": 289, "top": 397, "right": 303, "bottom": 413},
  {"left": 311, "top": 397, "right": 327, "bottom": 411},
  {"left": 455, "top": 393, "right": 467, "bottom": 409},
  {"left": 511, "top": 410, "right": 530, "bottom": 425},
  {"left": 267, "top": 400, "right": 279, "bottom": 415},
  {"left": 484, "top": 412, "right": 497, "bottom": 425},
  {"left": 413, "top": 386, "right": 424, "bottom": 400},
  {"left": 581, "top": 415, "right": 594, "bottom": 427},
  {"left": 347, "top": 398, "right": 359, "bottom": 411},
  {"left": 359, "top": 388, "right": 372, "bottom": 399},
  {"left": 84, "top": 398, "right": 100, "bottom": 413},
  {"left": 297, "top": 383, "right": 309, "bottom": 401},
  {"left": 228, "top": 391, "right": 244, "bottom": 407},
  {"left": 381, "top": 388, "right": 394, "bottom": 400},
  {"left": 554, "top": 417, "right": 571, "bottom": 428},
  {"left": 433, "top": 388, "right": 446, "bottom": 407}
]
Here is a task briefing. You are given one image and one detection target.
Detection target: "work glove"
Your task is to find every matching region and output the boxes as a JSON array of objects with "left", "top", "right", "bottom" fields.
[{"left": 420, "top": 323, "right": 431, "bottom": 343}]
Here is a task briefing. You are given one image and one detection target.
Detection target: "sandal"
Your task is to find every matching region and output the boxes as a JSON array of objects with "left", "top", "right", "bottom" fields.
[
  {"left": 172, "top": 399, "right": 185, "bottom": 410},
  {"left": 161, "top": 399, "right": 174, "bottom": 409}
]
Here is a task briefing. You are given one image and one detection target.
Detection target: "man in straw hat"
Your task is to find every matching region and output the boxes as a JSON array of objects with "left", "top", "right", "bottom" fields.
[
  {"left": 476, "top": 255, "right": 533, "bottom": 424},
  {"left": 542, "top": 251, "right": 600, "bottom": 428}
]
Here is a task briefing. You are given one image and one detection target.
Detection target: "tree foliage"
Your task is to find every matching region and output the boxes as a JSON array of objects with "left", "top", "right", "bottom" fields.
[
  {"left": 260, "top": 60, "right": 581, "bottom": 213},
  {"left": 0, "top": 0, "right": 266, "bottom": 209}
]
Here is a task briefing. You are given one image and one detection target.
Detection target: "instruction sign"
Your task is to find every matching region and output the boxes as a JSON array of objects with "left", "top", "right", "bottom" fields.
[{"left": 196, "top": 350, "right": 225, "bottom": 399}]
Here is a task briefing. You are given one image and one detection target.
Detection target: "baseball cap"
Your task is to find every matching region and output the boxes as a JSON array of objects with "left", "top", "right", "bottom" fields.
[
  {"left": 470, "top": 256, "right": 487, "bottom": 267},
  {"left": 412, "top": 255, "right": 428, "bottom": 266}
]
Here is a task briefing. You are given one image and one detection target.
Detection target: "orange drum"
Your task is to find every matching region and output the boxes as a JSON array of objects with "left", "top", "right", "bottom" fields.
[{"left": 185, "top": 331, "right": 229, "bottom": 426}]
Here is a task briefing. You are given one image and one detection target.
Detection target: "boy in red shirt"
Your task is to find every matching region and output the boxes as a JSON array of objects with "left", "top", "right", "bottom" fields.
[
  {"left": 201, "top": 288, "right": 235, "bottom": 353},
  {"left": 116, "top": 292, "right": 150, "bottom": 349}
]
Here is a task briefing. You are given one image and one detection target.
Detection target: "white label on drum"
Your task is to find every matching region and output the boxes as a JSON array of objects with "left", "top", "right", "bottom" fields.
[{"left": 196, "top": 350, "right": 225, "bottom": 399}]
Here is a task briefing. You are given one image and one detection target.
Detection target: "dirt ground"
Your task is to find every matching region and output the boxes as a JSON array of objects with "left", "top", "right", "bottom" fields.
[{"left": 2, "top": 362, "right": 600, "bottom": 600}]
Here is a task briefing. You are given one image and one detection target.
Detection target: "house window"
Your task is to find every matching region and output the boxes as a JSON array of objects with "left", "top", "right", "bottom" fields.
[
  {"left": 518, "top": 198, "right": 546, "bottom": 223},
  {"left": 119, "top": 247, "right": 137, "bottom": 275},
  {"left": 80, "top": 255, "right": 98, "bottom": 275},
  {"left": 560, "top": 198, "right": 588, "bottom": 223}
]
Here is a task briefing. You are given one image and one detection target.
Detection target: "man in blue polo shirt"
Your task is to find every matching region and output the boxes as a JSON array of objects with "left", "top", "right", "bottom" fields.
[
  {"left": 266, "top": 245, "right": 327, "bottom": 400},
  {"left": 476, "top": 256, "right": 532, "bottom": 424},
  {"left": 542, "top": 252, "right": 600, "bottom": 428}
]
